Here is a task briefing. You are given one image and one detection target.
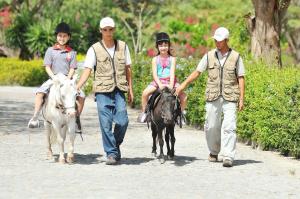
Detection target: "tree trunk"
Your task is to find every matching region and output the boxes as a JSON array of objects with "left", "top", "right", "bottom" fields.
[
  {"left": 286, "top": 28, "right": 300, "bottom": 63},
  {"left": 283, "top": 0, "right": 300, "bottom": 63},
  {"left": 292, "top": 31, "right": 300, "bottom": 63},
  {"left": 247, "top": 0, "right": 291, "bottom": 66}
]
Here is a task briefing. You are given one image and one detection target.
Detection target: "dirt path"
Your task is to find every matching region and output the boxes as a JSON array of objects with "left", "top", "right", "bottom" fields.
[{"left": 0, "top": 86, "right": 299, "bottom": 199}]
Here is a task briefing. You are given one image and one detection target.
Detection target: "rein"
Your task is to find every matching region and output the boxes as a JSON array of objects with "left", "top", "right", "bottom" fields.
[
  {"left": 55, "top": 84, "right": 75, "bottom": 114},
  {"left": 55, "top": 104, "right": 75, "bottom": 114}
]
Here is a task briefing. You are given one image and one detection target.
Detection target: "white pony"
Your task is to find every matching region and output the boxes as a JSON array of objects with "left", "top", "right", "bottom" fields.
[{"left": 42, "top": 73, "right": 78, "bottom": 163}]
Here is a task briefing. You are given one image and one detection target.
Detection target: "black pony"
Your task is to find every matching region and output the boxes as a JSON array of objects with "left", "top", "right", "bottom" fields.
[{"left": 147, "top": 87, "right": 182, "bottom": 163}]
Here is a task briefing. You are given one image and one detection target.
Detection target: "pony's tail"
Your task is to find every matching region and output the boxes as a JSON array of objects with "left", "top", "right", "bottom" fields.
[{"left": 50, "top": 126, "right": 57, "bottom": 145}]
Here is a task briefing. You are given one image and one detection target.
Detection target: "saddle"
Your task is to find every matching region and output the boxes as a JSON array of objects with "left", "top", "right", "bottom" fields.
[{"left": 146, "top": 90, "right": 161, "bottom": 116}]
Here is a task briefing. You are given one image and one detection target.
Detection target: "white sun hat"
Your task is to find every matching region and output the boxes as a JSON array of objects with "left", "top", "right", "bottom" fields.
[
  {"left": 213, "top": 27, "right": 229, "bottom": 41},
  {"left": 99, "top": 17, "right": 115, "bottom": 28}
]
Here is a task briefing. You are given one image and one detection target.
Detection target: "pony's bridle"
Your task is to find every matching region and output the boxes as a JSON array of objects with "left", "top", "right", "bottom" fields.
[{"left": 55, "top": 84, "right": 75, "bottom": 114}]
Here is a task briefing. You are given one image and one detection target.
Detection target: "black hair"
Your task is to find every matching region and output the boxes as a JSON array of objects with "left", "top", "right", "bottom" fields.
[{"left": 55, "top": 22, "right": 71, "bottom": 36}]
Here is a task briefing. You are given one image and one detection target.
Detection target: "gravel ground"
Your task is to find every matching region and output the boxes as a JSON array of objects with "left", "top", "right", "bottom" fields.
[{"left": 0, "top": 86, "right": 299, "bottom": 199}]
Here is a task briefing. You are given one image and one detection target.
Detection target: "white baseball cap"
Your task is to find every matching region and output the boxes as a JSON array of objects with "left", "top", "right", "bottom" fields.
[
  {"left": 213, "top": 27, "right": 229, "bottom": 41},
  {"left": 99, "top": 17, "right": 115, "bottom": 28}
]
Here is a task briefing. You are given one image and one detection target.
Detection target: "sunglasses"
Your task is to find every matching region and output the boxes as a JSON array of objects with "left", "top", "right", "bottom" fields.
[{"left": 101, "top": 28, "right": 114, "bottom": 32}]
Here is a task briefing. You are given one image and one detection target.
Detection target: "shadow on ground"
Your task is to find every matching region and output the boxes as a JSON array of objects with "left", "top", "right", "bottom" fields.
[
  {"left": 171, "top": 155, "right": 203, "bottom": 166},
  {"left": 51, "top": 153, "right": 102, "bottom": 165},
  {"left": 233, "top": 159, "right": 263, "bottom": 166},
  {"left": 74, "top": 153, "right": 102, "bottom": 165},
  {"left": 0, "top": 100, "right": 35, "bottom": 134},
  {"left": 119, "top": 157, "right": 155, "bottom": 165}
]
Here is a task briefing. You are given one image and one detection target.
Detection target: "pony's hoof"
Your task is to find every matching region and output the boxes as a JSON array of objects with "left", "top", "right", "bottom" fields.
[
  {"left": 159, "top": 158, "right": 165, "bottom": 164},
  {"left": 66, "top": 156, "right": 75, "bottom": 164},
  {"left": 46, "top": 151, "right": 53, "bottom": 159},
  {"left": 151, "top": 152, "right": 157, "bottom": 157},
  {"left": 167, "top": 155, "right": 174, "bottom": 160},
  {"left": 59, "top": 158, "right": 66, "bottom": 164}
]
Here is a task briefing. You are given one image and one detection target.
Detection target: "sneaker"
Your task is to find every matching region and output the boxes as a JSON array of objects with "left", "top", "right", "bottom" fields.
[
  {"left": 106, "top": 156, "right": 117, "bottom": 165},
  {"left": 28, "top": 117, "right": 40, "bottom": 128},
  {"left": 223, "top": 159, "right": 233, "bottom": 167},
  {"left": 137, "top": 112, "right": 147, "bottom": 123},
  {"left": 208, "top": 153, "right": 218, "bottom": 162}
]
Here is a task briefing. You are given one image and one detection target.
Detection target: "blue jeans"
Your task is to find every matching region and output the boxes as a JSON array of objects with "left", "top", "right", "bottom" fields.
[{"left": 95, "top": 89, "right": 129, "bottom": 159}]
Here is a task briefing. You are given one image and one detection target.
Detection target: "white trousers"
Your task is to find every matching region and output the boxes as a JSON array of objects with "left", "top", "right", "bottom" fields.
[{"left": 204, "top": 97, "right": 237, "bottom": 161}]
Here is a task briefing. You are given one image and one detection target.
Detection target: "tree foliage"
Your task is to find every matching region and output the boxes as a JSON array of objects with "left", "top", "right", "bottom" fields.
[
  {"left": 4, "top": 0, "right": 53, "bottom": 59},
  {"left": 2, "top": 0, "right": 300, "bottom": 65},
  {"left": 111, "top": 0, "right": 162, "bottom": 56}
]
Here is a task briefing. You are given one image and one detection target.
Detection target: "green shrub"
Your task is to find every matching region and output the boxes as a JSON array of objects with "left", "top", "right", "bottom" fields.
[
  {"left": 238, "top": 60, "right": 300, "bottom": 158},
  {"left": 175, "top": 57, "right": 207, "bottom": 126},
  {"left": 131, "top": 55, "right": 153, "bottom": 107},
  {"left": 0, "top": 58, "right": 48, "bottom": 86}
]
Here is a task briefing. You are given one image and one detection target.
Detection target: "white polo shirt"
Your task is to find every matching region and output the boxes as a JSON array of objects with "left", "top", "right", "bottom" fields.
[
  {"left": 84, "top": 43, "right": 132, "bottom": 69},
  {"left": 196, "top": 49, "right": 245, "bottom": 77}
]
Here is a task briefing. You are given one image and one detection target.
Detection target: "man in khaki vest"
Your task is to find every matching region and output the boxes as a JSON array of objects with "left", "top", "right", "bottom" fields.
[
  {"left": 176, "top": 27, "right": 245, "bottom": 167},
  {"left": 76, "top": 17, "right": 134, "bottom": 165}
]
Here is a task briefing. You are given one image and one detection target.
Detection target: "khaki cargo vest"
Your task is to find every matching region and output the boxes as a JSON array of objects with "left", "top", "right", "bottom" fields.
[
  {"left": 92, "top": 40, "right": 128, "bottom": 93},
  {"left": 205, "top": 49, "right": 240, "bottom": 102}
]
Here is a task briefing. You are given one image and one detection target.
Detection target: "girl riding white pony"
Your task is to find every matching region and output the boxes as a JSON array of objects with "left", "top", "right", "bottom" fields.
[{"left": 43, "top": 73, "right": 78, "bottom": 163}]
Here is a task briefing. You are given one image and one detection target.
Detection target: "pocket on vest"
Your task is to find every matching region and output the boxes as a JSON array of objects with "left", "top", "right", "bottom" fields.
[
  {"left": 205, "top": 87, "right": 219, "bottom": 101},
  {"left": 224, "top": 67, "right": 236, "bottom": 80},
  {"left": 208, "top": 64, "right": 219, "bottom": 80},
  {"left": 223, "top": 85, "right": 240, "bottom": 101},
  {"left": 117, "top": 56, "right": 126, "bottom": 65},
  {"left": 93, "top": 77, "right": 114, "bottom": 91},
  {"left": 97, "top": 57, "right": 111, "bottom": 73},
  {"left": 118, "top": 79, "right": 128, "bottom": 86}
]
